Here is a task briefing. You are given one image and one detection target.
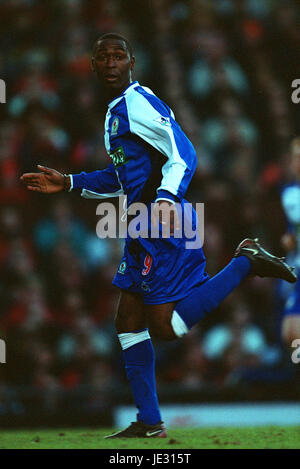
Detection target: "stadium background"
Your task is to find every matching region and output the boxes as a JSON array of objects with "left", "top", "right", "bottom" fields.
[{"left": 0, "top": 0, "right": 300, "bottom": 429}]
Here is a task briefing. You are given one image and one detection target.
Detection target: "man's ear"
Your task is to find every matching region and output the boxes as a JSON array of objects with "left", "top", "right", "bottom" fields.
[
  {"left": 91, "top": 57, "right": 95, "bottom": 72},
  {"left": 130, "top": 56, "right": 136, "bottom": 72}
]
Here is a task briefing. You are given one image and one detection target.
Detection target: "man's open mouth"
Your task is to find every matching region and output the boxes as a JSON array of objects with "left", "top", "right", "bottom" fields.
[{"left": 104, "top": 75, "right": 118, "bottom": 82}]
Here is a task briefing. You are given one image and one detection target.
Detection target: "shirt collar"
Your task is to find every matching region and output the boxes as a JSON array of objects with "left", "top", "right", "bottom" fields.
[{"left": 107, "top": 81, "right": 139, "bottom": 109}]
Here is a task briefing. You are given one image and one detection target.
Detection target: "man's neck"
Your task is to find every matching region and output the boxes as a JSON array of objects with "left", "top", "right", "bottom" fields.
[{"left": 105, "top": 80, "right": 133, "bottom": 102}]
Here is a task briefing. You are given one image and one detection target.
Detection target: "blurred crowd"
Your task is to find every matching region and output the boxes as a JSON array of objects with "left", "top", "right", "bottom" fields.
[{"left": 1, "top": 0, "right": 300, "bottom": 419}]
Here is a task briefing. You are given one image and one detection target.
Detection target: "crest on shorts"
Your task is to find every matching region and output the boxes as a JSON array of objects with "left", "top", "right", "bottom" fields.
[
  {"left": 118, "top": 261, "right": 126, "bottom": 274},
  {"left": 111, "top": 117, "right": 119, "bottom": 136},
  {"left": 141, "top": 281, "right": 151, "bottom": 292}
]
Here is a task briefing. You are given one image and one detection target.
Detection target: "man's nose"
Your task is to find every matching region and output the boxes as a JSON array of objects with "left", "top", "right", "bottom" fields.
[{"left": 106, "top": 57, "right": 116, "bottom": 67}]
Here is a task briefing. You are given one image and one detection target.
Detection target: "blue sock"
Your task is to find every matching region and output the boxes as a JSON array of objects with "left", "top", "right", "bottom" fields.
[
  {"left": 119, "top": 330, "right": 161, "bottom": 425},
  {"left": 175, "top": 256, "right": 251, "bottom": 329}
]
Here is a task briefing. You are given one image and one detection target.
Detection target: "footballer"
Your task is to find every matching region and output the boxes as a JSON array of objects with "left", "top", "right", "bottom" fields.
[{"left": 21, "top": 33, "right": 297, "bottom": 438}]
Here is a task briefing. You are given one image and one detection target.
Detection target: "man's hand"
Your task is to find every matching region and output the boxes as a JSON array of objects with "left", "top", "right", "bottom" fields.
[
  {"left": 151, "top": 200, "right": 180, "bottom": 237},
  {"left": 20, "top": 165, "right": 69, "bottom": 194}
]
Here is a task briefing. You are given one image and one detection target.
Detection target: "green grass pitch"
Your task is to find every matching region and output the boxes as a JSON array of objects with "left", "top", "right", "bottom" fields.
[{"left": 0, "top": 426, "right": 300, "bottom": 449}]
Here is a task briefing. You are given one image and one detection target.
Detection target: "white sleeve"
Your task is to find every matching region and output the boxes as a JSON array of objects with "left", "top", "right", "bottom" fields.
[{"left": 126, "top": 91, "right": 190, "bottom": 198}]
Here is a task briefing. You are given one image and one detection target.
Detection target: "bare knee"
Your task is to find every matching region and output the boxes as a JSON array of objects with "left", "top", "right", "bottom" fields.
[
  {"left": 115, "top": 290, "right": 146, "bottom": 333},
  {"left": 147, "top": 303, "right": 178, "bottom": 341},
  {"left": 115, "top": 309, "right": 142, "bottom": 333},
  {"left": 149, "top": 320, "right": 176, "bottom": 341}
]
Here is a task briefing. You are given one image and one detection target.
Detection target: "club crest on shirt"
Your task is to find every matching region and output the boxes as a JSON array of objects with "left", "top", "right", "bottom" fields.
[
  {"left": 118, "top": 261, "right": 127, "bottom": 274},
  {"left": 111, "top": 117, "right": 119, "bottom": 135},
  {"left": 154, "top": 116, "right": 171, "bottom": 126}
]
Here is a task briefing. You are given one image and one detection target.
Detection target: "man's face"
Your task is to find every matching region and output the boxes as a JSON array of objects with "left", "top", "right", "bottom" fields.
[{"left": 92, "top": 38, "right": 135, "bottom": 94}]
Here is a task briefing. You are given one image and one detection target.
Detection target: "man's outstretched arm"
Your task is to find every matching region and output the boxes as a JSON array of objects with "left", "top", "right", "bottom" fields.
[
  {"left": 21, "top": 163, "right": 123, "bottom": 198},
  {"left": 20, "top": 165, "right": 67, "bottom": 193}
]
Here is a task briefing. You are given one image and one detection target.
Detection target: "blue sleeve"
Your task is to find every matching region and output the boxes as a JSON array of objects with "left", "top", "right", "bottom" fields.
[{"left": 71, "top": 163, "right": 123, "bottom": 199}]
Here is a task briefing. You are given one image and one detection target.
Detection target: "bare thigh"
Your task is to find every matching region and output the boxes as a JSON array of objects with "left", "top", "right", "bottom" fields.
[
  {"left": 145, "top": 302, "right": 177, "bottom": 341},
  {"left": 115, "top": 290, "right": 178, "bottom": 341},
  {"left": 115, "top": 290, "right": 147, "bottom": 333}
]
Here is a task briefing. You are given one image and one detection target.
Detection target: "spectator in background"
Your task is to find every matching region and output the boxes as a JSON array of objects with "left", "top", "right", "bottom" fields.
[
  {"left": 188, "top": 32, "right": 249, "bottom": 101},
  {"left": 203, "top": 304, "right": 267, "bottom": 361},
  {"left": 202, "top": 303, "right": 277, "bottom": 385}
]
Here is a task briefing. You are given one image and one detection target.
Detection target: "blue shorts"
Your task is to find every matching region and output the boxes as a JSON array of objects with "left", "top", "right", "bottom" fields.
[{"left": 112, "top": 236, "right": 209, "bottom": 304}]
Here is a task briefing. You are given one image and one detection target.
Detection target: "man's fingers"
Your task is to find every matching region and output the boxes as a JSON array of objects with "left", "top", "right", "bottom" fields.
[
  {"left": 20, "top": 172, "right": 48, "bottom": 193},
  {"left": 151, "top": 202, "right": 181, "bottom": 233},
  {"left": 20, "top": 173, "right": 40, "bottom": 181},
  {"left": 37, "top": 164, "right": 53, "bottom": 175},
  {"left": 27, "top": 185, "right": 42, "bottom": 192},
  {"left": 151, "top": 205, "right": 158, "bottom": 227},
  {"left": 174, "top": 209, "right": 180, "bottom": 230},
  {"left": 150, "top": 202, "right": 182, "bottom": 237},
  {"left": 20, "top": 175, "right": 42, "bottom": 186},
  {"left": 24, "top": 182, "right": 42, "bottom": 190}
]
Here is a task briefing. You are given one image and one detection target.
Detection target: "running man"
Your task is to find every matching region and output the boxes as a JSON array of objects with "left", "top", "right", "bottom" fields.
[{"left": 20, "top": 33, "right": 297, "bottom": 438}]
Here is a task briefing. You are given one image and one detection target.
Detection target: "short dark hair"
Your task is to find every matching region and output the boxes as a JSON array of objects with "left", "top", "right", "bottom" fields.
[{"left": 93, "top": 33, "right": 133, "bottom": 58}]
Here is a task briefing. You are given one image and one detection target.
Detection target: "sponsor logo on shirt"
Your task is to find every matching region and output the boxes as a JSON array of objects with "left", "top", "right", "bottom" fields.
[{"left": 110, "top": 146, "right": 129, "bottom": 168}]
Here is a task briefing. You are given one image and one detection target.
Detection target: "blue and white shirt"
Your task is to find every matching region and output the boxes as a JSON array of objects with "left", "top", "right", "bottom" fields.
[{"left": 70, "top": 81, "right": 197, "bottom": 207}]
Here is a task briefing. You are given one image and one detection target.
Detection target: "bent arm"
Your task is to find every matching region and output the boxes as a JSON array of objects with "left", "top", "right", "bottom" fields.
[{"left": 126, "top": 91, "right": 197, "bottom": 204}]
